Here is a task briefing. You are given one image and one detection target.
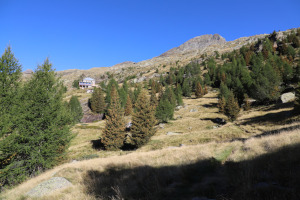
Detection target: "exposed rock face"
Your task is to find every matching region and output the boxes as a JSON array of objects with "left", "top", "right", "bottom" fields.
[{"left": 160, "top": 34, "right": 226, "bottom": 57}]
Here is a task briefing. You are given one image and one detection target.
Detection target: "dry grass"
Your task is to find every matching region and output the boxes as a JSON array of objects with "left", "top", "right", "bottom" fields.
[
  {"left": 2, "top": 90, "right": 300, "bottom": 199},
  {"left": 1, "top": 127, "right": 299, "bottom": 200}
]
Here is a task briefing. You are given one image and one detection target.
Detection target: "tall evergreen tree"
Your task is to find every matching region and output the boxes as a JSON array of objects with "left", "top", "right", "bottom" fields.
[
  {"left": 225, "top": 91, "right": 240, "bottom": 121},
  {"left": 182, "top": 78, "right": 191, "bottom": 97},
  {"left": 150, "top": 89, "right": 158, "bottom": 108},
  {"left": 0, "top": 58, "right": 72, "bottom": 188},
  {"left": 90, "top": 87, "right": 106, "bottom": 113},
  {"left": 69, "top": 95, "right": 83, "bottom": 123},
  {"left": 101, "top": 85, "right": 125, "bottom": 150},
  {"left": 124, "top": 94, "right": 133, "bottom": 116},
  {"left": 174, "top": 84, "right": 183, "bottom": 106},
  {"left": 0, "top": 46, "right": 22, "bottom": 137},
  {"left": 131, "top": 90, "right": 157, "bottom": 148}
]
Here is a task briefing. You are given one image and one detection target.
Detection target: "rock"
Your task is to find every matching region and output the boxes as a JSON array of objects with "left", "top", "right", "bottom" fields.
[
  {"left": 281, "top": 92, "right": 295, "bottom": 103},
  {"left": 159, "top": 123, "right": 165, "bottom": 129},
  {"left": 166, "top": 132, "right": 182, "bottom": 136},
  {"left": 179, "top": 144, "right": 186, "bottom": 147},
  {"left": 175, "top": 105, "right": 183, "bottom": 110},
  {"left": 23, "top": 69, "right": 33, "bottom": 74},
  {"left": 212, "top": 125, "right": 218, "bottom": 129},
  {"left": 26, "top": 177, "right": 72, "bottom": 197},
  {"left": 176, "top": 116, "right": 182, "bottom": 119},
  {"left": 190, "top": 109, "right": 198, "bottom": 112},
  {"left": 126, "top": 122, "right": 132, "bottom": 131}
]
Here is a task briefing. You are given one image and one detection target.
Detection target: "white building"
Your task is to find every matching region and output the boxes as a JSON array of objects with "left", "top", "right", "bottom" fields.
[{"left": 79, "top": 77, "right": 96, "bottom": 89}]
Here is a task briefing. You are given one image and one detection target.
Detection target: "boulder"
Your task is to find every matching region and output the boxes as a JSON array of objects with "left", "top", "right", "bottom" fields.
[
  {"left": 26, "top": 177, "right": 72, "bottom": 197},
  {"left": 281, "top": 92, "right": 295, "bottom": 103},
  {"left": 189, "top": 109, "right": 198, "bottom": 112}
]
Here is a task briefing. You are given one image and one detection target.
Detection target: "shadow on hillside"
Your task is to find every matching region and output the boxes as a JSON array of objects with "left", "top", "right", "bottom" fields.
[
  {"left": 91, "top": 139, "right": 104, "bottom": 150},
  {"left": 202, "top": 103, "right": 218, "bottom": 108},
  {"left": 241, "top": 110, "right": 295, "bottom": 125},
  {"left": 262, "top": 102, "right": 294, "bottom": 112},
  {"left": 231, "top": 124, "right": 300, "bottom": 143},
  {"left": 83, "top": 143, "right": 300, "bottom": 200}
]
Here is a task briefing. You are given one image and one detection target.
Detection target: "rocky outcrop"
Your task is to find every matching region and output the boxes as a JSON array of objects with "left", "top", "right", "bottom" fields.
[{"left": 160, "top": 34, "right": 226, "bottom": 57}]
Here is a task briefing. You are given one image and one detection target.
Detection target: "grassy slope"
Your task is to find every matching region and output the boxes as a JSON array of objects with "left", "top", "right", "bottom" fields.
[{"left": 1, "top": 90, "right": 300, "bottom": 200}]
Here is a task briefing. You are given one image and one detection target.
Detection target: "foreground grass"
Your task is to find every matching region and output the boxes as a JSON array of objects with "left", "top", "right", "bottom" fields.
[{"left": 1, "top": 127, "right": 299, "bottom": 200}]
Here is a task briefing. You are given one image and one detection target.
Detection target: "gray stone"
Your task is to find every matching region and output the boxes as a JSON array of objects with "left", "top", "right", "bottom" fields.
[
  {"left": 159, "top": 123, "right": 165, "bottom": 129},
  {"left": 190, "top": 109, "right": 198, "bottom": 112},
  {"left": 281, "top": 92, "right": 295, "bottom": 103},
  {"left": 175, "top": 105, "right": 183, "bottom": 110},
  {"left": 179, "top": 144, "right": 186, "bottom": 147},
  {"left": 166, "top": 132, "right": 182, "bottom": 136},
  {"left": 26, "top": 177, "right": 72, "bottom": 197}
]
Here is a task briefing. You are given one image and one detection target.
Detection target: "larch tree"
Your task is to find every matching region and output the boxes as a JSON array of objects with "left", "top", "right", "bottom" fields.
[
  {"left": 131, "top": 90, "right": 157, "bottom": 148},
  {"left": 101, "top": 85, "right": 125, "bottom": 150},
  {"left": 124, "top": 94, "right": 133, "bottom": 116},
  {"left": 195, "top": 82, "right": 203, "bottom": 98}
]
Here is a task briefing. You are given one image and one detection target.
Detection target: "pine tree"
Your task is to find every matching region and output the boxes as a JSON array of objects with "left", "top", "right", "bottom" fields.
[
  {"left": 195, "top": 82, "right": 203, "bottom": 98},
  {"left": 1, "top": 58, "right": 72, "bottom": 188},
  {"left": 150, "top": 89, "right": 158, "bottom": 108},
  {"left": 182, "top": 78, "right": 191, "bottom": 97},
  {"left": 69, "top": 95, "right": 83, "bottom": 123},
  {"left": 101, "top": 85, "right": 125, "bottom": 150},
  {"left": 124, "top": 94, "right": 133, "bottom": 116},
  {"left": 174, "top": 84, "right": 183, "bottom": 106},
  {"left": 131, "top": 90, "right": 157, "bottom": 148},
  {"left": 90, "top": 87, "right": 106, "bottom": 113},
  {"left": 218, "top": 96, "right": 226, "bottom": 113},
  {"left": 155, "top": 99, "right": 174, "bottom": 123},
  {"left": 225, "top": 91, "right": 240, "bottom": 121},
  {"left": 0, "top": 46, "right": 22, "bottom": 137}
]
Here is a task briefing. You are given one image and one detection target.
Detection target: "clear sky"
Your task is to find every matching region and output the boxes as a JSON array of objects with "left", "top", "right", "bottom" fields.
[{"left": 0, "top": 0, "right": 299, "bottom": 71}]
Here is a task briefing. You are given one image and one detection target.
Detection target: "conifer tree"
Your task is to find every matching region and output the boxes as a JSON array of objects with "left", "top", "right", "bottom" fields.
[
  {"left": 204, "top": 85, "right": 208, "bottom": 95},
  {"left": 225, "top": 91, "right": 240, "bottom": 121},
  {"left": 101, "top": 85, "right": 125, "bottom": 150},
  {"left": 195, "top": 82, "right": 203, "bottom": 98},
  {"left": 182, "top": 78, "right": 191, "bottom": 97},
  {"left": 1, "top": 58, "right": 72, "bottom": 187},
  {"left": 155, "top": 99, "right": 174, "bottom": 123},
  {"left": 90, "top": 87, "right": 106, "bottom": 113},
  {"left": 69, "top": 95, "right": 83, "bottom": 123},
  {"left": 131, "top": 90, "right": 157, "bottom": 148},
  {"left": 174, "top": 84, "right": 183, "bottom": 106},
  {"left": 150, "top": 89, "right": 158, "bottom": 108},
  {"left": 0, "top": 46, "right": 22, "bottom": 137},
  {"left": 124, "top": 94, "right": 133, "bottom": 116},
  {"left": 218, "top": 96, "right": 226, "bottom": 113}
]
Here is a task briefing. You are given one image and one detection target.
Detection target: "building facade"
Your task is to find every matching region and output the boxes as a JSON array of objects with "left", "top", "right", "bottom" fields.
[{"left": 79, "top": 77, "right": 96, "bottom": 89}]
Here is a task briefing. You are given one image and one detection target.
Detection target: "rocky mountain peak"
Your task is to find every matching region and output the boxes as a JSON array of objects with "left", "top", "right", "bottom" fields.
[{"left": 160, "top": 34, "right": 226, "bottom": 57}]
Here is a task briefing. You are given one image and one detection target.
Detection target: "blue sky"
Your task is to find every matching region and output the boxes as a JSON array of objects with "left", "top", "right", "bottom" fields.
[{"left": 0, "top": 0, "right": 299, "bottom": 71}]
